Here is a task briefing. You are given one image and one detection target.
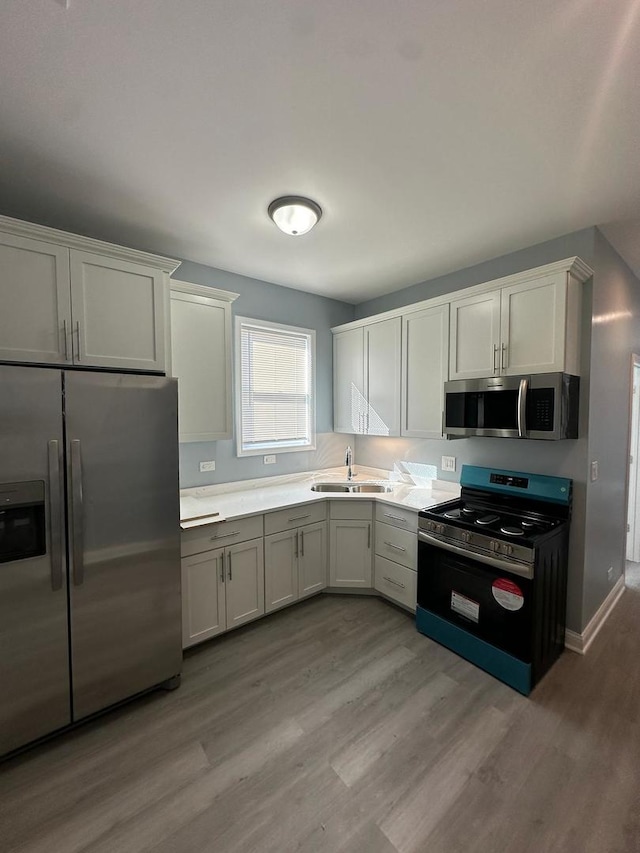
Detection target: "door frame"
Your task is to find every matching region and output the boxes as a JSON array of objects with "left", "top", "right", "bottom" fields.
[{"left": 624, "top": 354, "right": 640, "bottom": 566}]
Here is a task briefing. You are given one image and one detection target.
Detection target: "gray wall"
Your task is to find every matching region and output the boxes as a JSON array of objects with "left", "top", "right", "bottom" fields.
[
  {"left": 355, "top": 229, "right": 596, "bottom": 318},
  {"left": 581, "top": 230, "right": 640, "bottom": 625},
  {"left": 354, "top": 228, "right": 596, "bottom": 633},
  {"left": 174, "top": 260, "right": 354, "bottom": 487}
]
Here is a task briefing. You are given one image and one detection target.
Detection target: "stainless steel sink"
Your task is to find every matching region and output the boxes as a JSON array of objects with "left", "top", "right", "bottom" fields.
[{"left": 310, "top": 482, "right": 393, "bottom": 493}]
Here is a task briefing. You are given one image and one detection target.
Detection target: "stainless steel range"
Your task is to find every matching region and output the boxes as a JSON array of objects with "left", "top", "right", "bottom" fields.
[{"left": 417, "top": 466, "right": 572, "bottom": 694}]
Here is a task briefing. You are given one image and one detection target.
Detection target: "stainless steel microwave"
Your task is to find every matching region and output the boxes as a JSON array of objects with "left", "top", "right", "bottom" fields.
[{"left": 444, "top": 373, "right": 579, "bottom": 440}]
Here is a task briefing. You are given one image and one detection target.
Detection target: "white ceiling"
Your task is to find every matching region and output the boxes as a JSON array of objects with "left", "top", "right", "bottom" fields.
[{"left": 1, "top": 0, "right": 639, "bottom": 303}]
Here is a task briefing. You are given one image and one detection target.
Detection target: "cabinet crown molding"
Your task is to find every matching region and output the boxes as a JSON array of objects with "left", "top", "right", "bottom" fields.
[
  {"left": 0, "top": 214, "right": 181, "bottom": 274},
  {"left": 332, "top": 256, "right": 593, "bottom": 334},
  {"left": 170, "top": 279, "right": 239, "bottom": 302}
]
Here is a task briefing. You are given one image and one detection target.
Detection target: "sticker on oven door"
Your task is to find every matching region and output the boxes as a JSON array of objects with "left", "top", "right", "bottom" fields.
[
  {"left": 451, "top": 591, "right": 480, "bottom": 623},
  {"left": 492, "top": 578, "right": 524, "bottom": 611}
]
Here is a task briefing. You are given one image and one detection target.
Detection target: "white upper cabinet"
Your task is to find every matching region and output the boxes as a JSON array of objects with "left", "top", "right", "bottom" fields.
[
  {"left": 449, "top": 291, "right": 501, "bottom": 380},
  {"left": 366, "top": 318, "right": 401, "bottom": 436},
  {"left": 70, "top": 251, "right": 166, "bottom": 371},
  {"left": 449, "top": 262, "right": 589, "bottom": 380},
  {"left": 333, "top": 327, "right": 365, "bottom": 433},
  {"left": 333, "top": 318, "right": 401, "bottom": 436},
  {"left": 0, "top": 215, "right": 179, "bottom": 373},
  {"left": 500, "top": 274, "right": 568, "bottom": 375},
  {"left": 402, "top": 303, "right": 449, "bottom": 438},
  {"left": 0, "top": 232, "right": 72, "bottom": 365},
  {"left": 170, "top": 281, "right": 238, "bottom": 442}
]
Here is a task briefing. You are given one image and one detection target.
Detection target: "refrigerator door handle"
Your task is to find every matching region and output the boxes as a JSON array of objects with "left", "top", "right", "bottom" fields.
[
  {"left": 48, "top": 440, "right": 63, "bottom": 591},
  {"left": 70, "top": 439, "right": 85, "bottom": 586}
]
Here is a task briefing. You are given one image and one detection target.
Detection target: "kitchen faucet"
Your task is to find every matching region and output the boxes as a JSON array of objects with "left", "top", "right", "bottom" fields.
[{"left": 345, "top": 445, "right": 355, "bottom": 481}]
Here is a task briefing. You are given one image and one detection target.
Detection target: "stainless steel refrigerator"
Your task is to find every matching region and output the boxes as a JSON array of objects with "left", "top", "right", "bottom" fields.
[{"left": 0, "top": 365, "right": 181, "bottom": 757}]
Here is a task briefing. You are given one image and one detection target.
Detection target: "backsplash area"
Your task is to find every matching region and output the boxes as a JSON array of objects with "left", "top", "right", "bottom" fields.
[{"left": 179, "top": 432, "right": 355, "bottom": 488}]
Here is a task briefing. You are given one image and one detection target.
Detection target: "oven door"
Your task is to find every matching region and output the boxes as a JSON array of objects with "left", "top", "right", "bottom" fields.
[{"left": 417, "top": 537, "right": 533, "bottom": 662}]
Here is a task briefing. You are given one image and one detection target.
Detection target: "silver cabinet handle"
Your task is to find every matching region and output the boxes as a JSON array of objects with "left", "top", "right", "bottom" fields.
[
  {"left": 70, "top": 439, "right": 84, "bottom": 586},
  {"left": 75, "top": 321, "right": 81, "bottom": 361},
  {"left": 493, "top": 344, "right": 499, "bottom": 373},
  {"left": 501, "top": 343, "right": 507, "bottom": 371},
  {"left": 220, "top": 556, "right": 225, "bottom": 584},
  {"left": 48, "top": 440, "right": 63, "bottom": 591},
  {"left": 383, "top": 575, "right": 406, "bottom": 589},
  {"left": 210, "top": 530, "right": 240, "bottom": 540},
  {"left": 288, "top": 514, "right": 309, "bottom": 522},
  {"left": 367, "top": 523, "right": 371, "bottom": 549},
  {"left": 384, "top": 541, "right": 406, "bottom": 552},
  {"left": 383, "top": 513, "right": 407, "bottom": 523},
  {"left": 300, "top": 529, "right": 304, "bottom": 557},
  {"left": 294, "top": 530, "right": 299, "bottom": 559},
  {"left": 62, "top": 320, "right": 69, "bottom": 361},
  {"left": 517, "top": 378, "right": 529, "bottom": 438},
  {"left": 228, "top": 551, "right": 232, "bottom": 581}
]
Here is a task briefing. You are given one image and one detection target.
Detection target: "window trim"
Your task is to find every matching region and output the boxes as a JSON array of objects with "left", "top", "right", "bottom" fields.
[{"left": 235, "top": 316, "right": 316, "bottom": 457}]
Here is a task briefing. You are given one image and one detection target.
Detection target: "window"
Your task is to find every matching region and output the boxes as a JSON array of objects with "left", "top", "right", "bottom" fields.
[{"left": 235, "top": 317, "right": 315, "bottom": 456}]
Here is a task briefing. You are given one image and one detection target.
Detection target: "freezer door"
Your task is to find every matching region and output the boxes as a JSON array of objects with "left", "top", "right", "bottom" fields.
[
  {"left": 64, "top": 372, "right": 181, "bottom": 720},
  {"left": 0, "top": 366, "right": 70, "bottom": 756}
]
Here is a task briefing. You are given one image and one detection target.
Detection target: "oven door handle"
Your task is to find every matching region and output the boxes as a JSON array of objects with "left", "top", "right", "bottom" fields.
[
  {"left": 417, "top": 530, "right": 534, "bottom": 580},
  {"left": 517, "top": 378, "right": 529, "bottom": 438}
]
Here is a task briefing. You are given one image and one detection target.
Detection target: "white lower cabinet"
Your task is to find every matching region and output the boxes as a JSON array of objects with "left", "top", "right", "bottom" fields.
[
  {"left": 374, "top": 504, "right": 418, "bottom": 611},
  {"left": 181, "top": 521, "right": 265, "bottom": 648},
  {"left": 264, "top": 521, "right": 327, "bottom": 613},
  {"left": 329, "top": 501, "right": 373, "bottom": 588},
  {"left": 264, "top": 502, "right": 328, "bottom": 614}
]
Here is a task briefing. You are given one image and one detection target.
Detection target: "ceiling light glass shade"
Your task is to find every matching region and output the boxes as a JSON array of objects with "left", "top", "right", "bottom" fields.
[{"left": 268, "top": 196, "right": 322, "bottom": 236}]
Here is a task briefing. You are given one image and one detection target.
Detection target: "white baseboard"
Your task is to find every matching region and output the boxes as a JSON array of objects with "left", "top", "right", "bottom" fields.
[{"left": 565, "top": 574, "right": 626, "bottom": 654}]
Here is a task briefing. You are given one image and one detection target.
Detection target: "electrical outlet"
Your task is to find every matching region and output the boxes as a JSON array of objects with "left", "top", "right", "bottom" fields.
[
  {"left": 441, "top": 455, "right": 456, "bottom": 472},
  {"left": 607, "top": 566, "right": 614, "bottom": 582},
  {"left": 199, "top": 460, "right": 216, "bottom": 472},
  {"left": 590, "top": 460, "right": 599, "bottom": 482},
  {"left": 263, "top": 455, "right": 277, "bottom": 464}
]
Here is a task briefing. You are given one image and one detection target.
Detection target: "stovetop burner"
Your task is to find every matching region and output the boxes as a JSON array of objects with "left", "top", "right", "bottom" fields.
[
  {"left": 500, "top": 526, "right": 525, "bottom": 537},
  {"left": 476, "top": 514, "right": 499, "bottom": 526},
  {"left": 443, "top": 509, "right": 461, "bottom": 519}
]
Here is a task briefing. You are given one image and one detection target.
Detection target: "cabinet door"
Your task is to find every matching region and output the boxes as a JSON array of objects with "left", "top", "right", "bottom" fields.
[
  {"left": 181, "top": 549, "right": 226, "bottom": 648},
  {"left": 298, "top": 521, "right": 327, "bottom": 598},
  {"left": 264, "top": 530, "right": 298, "bottom": 614},
  {"left": 500, "top": 274, "right": 566, "bottom": 375},
  {"left": 402, "top": 304, "right": 449, "bottom": 438},
  {"left": 329, "top": 519, "right": 372, "bottom": 588},
  {"left": 171, "top": 290, "right": 232, "bottom": 441},
  {"left": 333, "top": 328, "right": 366, "bottom": 433},
  {"left": 449, "top": 290, "right": 501, "bottom": 380},
  {"left": 225, "top": 538, "right": 265, "bottom": 629},
  {"left": 0, "top": 232, "right": 72, "bottom": 365},
  {"left": 365, "top": 318, "right": 401, "bottom": 436},
  {"left": 70, "top": 250, "right": 166, "bottom": 371}
]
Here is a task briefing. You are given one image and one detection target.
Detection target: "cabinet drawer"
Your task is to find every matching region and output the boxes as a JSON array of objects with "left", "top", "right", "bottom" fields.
[
  {"left": 181, "top": 514, "right": 264, "bottom": 557},
  {"left": 329, "top": 500, "right": 373, "bottom": 520},
  {"left": 374, "top": 556, "right": 417, "bottom": 611},
  {"left": 264, "top": 501, "right": 326, "bottom": 535},
  {"left": 375, "top": 503, "right": 417, "bottom": 532},
  {"left": 375, "top": 521, "right": 417, "bottom": 570}
]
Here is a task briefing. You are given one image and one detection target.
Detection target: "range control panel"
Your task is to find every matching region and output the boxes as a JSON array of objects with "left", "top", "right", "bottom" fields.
[{"left": 490, "top": 473, "right": 529, "bottom": 489}]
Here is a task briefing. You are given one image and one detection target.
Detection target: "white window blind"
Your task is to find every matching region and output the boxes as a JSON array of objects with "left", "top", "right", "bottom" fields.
[{"left": 236, "top": 318, "right": 315, "bottom": 455}]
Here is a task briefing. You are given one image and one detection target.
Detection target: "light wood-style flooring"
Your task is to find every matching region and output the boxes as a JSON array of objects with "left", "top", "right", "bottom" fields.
[{"left": 2, "top": 587, "right": 640, "bottom": 853}]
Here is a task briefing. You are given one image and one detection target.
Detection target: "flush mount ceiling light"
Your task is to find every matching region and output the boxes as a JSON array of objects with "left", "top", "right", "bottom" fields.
[{"left": 268, "top": 196, "right": 322, "bottom": 236}]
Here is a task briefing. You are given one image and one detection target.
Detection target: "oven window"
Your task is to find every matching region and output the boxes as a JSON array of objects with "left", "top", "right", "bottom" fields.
[
  {"left": 0, "top": 503, "right": 46, "bottom": 564},
  {"left": 482, "top": 389, "right": 518, "bottom": 430}
]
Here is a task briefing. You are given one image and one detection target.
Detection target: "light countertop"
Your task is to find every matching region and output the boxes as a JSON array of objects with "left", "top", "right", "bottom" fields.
[{"left": 180, "top": 467, "right": 460, "bottom": 529}]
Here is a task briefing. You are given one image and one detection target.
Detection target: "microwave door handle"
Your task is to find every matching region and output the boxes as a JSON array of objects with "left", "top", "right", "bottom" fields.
[{"left": 517, "top": 378, "right": 529, "bottom": 438}]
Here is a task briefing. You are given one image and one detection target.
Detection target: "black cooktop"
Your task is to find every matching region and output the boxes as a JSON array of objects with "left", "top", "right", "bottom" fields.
[{"left": 422, "top": 499, "right": 560, "bottom": 543}]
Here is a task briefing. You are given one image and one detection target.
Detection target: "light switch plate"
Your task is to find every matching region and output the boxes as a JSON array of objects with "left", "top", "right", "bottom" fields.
[
  {"left": 590, "top": 460, "right": 599, "bottom": 482},
  {"left": 441, "top": 455, "right": 456, "bottom": 472},
  {"left": 264, "top": 455, "right": 277, "bottom": 464},
  {"left": 199, "top": 460, "right": 216, "bottom": 472}
]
